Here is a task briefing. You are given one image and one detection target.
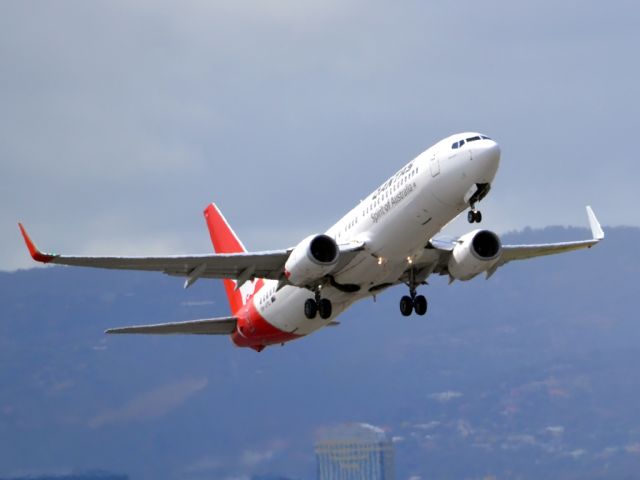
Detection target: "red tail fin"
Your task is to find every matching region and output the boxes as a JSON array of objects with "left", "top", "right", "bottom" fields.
[{"left": 204, "top": 203, "right": 247, "bottom": 313}]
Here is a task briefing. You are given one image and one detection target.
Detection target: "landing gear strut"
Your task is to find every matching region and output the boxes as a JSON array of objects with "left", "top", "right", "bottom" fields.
[
  {"left": 304, "top": 288, "right": 332, "bottom": 320},
  {"left": 467, "top": 183, "right": 490, "bottom": 224},
  {"left": 399, "top": 268, "right": 428, "bottom": 316}
]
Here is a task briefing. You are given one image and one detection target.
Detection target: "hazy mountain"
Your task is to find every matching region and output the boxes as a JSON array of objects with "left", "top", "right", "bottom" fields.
[
  {"left": 1, "top": 226, "right": 638, "bottom": 480},
  {"left": 0, "top": 473, "right": 128, "bottom": 480}
]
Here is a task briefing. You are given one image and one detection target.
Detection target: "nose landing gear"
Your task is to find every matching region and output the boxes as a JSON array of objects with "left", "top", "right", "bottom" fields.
[
  {"left": 466, "top": 183, "right": 490, "bottom": 223},
  {"left": 467, "top": 209, "right": 482, "bottom": 223}
]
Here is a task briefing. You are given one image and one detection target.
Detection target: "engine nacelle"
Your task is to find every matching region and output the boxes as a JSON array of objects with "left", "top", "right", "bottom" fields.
[
  {"left": 448, "top": 230, "right": 502, "bottom": 281},
  {"left": 284, "top": 234, "right": 339, "bottom": 287}
]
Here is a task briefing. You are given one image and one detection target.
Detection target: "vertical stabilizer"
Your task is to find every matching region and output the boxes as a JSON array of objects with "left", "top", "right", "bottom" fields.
[{"left": 203, "top": 203, "right": 248, "bottom": 313}]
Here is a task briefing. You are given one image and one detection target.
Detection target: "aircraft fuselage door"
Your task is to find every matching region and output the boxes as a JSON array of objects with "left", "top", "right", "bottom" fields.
[{"left": 429, "top": 153, "right": 440, "bottom": 177}]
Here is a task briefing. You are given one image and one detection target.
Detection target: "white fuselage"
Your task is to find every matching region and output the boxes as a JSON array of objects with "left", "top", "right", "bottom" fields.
[{"left": 251, "top": 133, "right": 501, "bottom": 336}]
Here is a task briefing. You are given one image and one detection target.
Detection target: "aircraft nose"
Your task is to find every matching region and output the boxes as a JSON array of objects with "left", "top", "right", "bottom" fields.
[{"left": 472, "top": 140, "right": 501, "bottom": 181}]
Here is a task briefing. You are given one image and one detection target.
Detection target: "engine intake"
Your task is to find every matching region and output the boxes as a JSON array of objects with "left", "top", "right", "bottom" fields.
[
  {"left": 448, "top": 229, "right": 502, "bottom": 281},
  {"left": 309, "top": 235, "right": 338, "bottom": 263},
  {"left": 284, "top": 234, "right": 339, "bottom": 287},
  {"left": 471, "top": 230, "right": 501, "bottom": 259}
]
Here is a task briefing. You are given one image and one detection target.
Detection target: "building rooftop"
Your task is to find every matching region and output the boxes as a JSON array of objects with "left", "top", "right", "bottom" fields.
[{"left": 315, "top": 423, "right": 389, "bottom": 444}]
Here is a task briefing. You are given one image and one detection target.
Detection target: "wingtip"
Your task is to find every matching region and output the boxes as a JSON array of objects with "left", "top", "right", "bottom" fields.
[
  {"left": 585, "top": 206, "right": 605, "bottom": 241},
  {"left": 17, "top": 223, "right": 55, "bottom": 263}
]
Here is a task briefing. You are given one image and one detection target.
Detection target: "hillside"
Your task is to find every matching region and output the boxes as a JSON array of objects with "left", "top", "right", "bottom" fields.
[{"left": 0, "top": 226, "right": 638, "bottom": 480}]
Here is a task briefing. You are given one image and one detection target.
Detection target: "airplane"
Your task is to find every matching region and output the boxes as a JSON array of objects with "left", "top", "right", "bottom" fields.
[{"left": 19, "top": 132, "right": 604, "bottom": 352}]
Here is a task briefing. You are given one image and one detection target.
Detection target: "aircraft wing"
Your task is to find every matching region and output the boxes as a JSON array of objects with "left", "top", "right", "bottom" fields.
[
  {"left": 18, "top": 224, "right": 364, "bottom": 286},
  {"left": 105, "top": 316, "right": 237, "bottom": 335},
  {"left": 495, "top": 206, "right": 604, "bottom": 268},
  {"left": 408, "top": 206, "right": 604, "bottom": 283}
]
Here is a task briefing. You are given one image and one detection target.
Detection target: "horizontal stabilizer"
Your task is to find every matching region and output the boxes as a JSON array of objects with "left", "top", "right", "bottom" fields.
[{"left": 105, "top": 316, "right": 237, "bottom": 335}]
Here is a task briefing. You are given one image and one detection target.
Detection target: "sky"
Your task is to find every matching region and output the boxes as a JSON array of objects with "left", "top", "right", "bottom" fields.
[{"left": 2, "top": 0, "right": 638, "bottom": 271}]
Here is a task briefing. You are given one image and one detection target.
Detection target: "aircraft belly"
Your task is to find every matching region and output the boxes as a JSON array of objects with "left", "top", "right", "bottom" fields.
[
  {"left": 259, "top": 285, "right": 348, "bottom": 336},
  {"left": 334, "top": 188, "right": 460, "bottom": 288}
]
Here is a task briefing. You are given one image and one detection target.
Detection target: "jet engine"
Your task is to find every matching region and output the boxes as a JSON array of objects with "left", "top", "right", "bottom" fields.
[
  {"left": 448, "top": 230, "right": 502, "bottom": 281},
  {"left": 284, "top": 234, "right": 339, "bottom": 287}
]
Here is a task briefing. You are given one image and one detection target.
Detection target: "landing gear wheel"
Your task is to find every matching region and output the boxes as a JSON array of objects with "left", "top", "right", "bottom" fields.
[
  {"left": 467, "top": 210, "right": 482, "bottom": 223},
  {"left": 304, "top": 298, "right": 318, "bottom": 319},
  {"left": 318, "top": 298, "right": 332, "bottom": 319},
  {"left": 400, "top": 296, "right": 414, "bottom": 316},
  {"left": 414, "top": 295, "right": 428, "bottom": 316}
]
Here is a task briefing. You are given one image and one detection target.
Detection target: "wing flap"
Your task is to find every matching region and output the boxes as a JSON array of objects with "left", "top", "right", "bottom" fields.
[{"left": 105, "top": 316, "right": 237, "bottom": 335}]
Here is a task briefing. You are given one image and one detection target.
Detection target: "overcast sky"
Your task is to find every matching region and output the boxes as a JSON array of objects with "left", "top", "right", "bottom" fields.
[{"left": 2, "top": 1, "right": 638, "bottom": 271}]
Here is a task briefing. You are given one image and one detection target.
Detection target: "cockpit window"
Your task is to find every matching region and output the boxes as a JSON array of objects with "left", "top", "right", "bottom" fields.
[{"left": 454, "top": 135, "right": 492, "bottom": 149}]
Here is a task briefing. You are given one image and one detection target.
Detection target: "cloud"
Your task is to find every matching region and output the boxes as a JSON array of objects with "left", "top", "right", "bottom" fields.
[
  {"left": 183, "top": 440, "right": 285, "bottom": 478},
  {"left": 240, "top": 439, "right": 287, "bottom": 468},
  {"left": 2, "top": 1, "right": 639, "bottom": 271},
  {"left": 456, "top": 420, "right": 473, "bottom": 438},
  {"left": 545, "top": 425, "right": 564, "bottom": 436},
  {"left": 413, "top": 421, "right": 441, "bottom": 430},
  {"left": 88, "top": 377, "right": 207, "bottom": 428},
  {"left": 567, "top": 448, "right": 587, "bottom": 459},
  {"left": 183, "top": 454, "right": 223, "bottom": 474},
  {"left": 181, "top": 300, "right": 216, "bottom": 307},
  {"left": 625, "top": 443, "right": 640, "bottom": 455},
  {"left": 429, "top": 391, "right": 462, "bottom": 403},
  {"left": 506, "top": 434, "right": 537, "bottom": 446},
  {"left": 240, "top": 449, "right": 276, "bottom": 467}
]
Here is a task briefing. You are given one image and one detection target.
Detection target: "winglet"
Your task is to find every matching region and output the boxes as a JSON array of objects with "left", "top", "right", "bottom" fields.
[
  {"left": 585, "top": 206, "right": 604, "bottom": 241},
  {"left": 17, "top": 223, "right": 56, "bottom": 263}
]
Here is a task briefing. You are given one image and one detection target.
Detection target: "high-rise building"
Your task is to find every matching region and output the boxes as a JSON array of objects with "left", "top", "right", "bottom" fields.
[{"left": 315, "top": 423, "right": 395, "bottom": 480}]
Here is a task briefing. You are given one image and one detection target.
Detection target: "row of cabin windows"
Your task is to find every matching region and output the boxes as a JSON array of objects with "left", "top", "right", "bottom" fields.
[
  {"left": 366, "top": 166, "right": 418, "bottom": 213},
  {"left": 339, "top": 165, "right": 419, "bottom": 236},
  {"left": 451, "top": 135, "right": 492, "bottom": 149},
  {"left": 258, "top": 285, "right": 277, "bottom": 306},
  {"left": 344, "top": 215, "right": 359, "bottom": 231}
]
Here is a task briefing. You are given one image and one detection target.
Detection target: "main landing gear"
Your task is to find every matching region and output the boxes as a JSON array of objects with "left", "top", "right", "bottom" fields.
[
  {"left": 400, "top": 289, "right": 428, "bottom": 316},
  {"left": 400, "top": 267, "right": 428, "bottom": 316},
  {"left": 304, "top": 289, "right": 332, "bottom": 320}
]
